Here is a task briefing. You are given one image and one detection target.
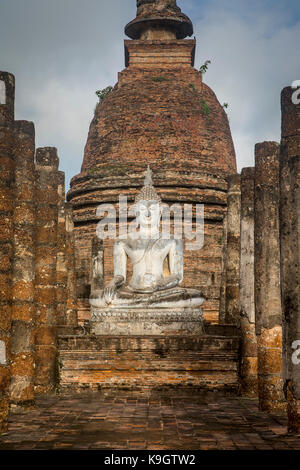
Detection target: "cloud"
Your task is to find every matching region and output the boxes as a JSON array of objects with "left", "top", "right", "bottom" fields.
[
  {"left": 0, "top": 0, "right": 299, "bottom": 180},
  {"left": 184, "top": 0, "right": 300, "bottom": 170},
  {"left": 22, "top": 79, "right": 94, "bottom": 178},
  {"left": 0, "top": 0, "right": 134, "bottom": 185}
]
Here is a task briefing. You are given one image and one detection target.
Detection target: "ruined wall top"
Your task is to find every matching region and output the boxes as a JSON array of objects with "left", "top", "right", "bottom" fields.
[
  {"left": 281, "top": 86, "right": 300, "bottom": 139},
  {"left": 125, "top": 0, "right": 193, "bottom": 40},
  {"left": 36, "top": 147, "right": 59, "bottom": 170}
]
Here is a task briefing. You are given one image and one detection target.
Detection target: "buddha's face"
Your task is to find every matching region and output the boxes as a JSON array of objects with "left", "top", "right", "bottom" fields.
[{"left": 137, "top": 200, "right": 161, "bottom": 230}]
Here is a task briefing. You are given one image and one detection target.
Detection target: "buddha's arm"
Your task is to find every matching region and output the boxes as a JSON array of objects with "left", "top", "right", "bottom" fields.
[
  {"left": 113, "top": 240, "right": 127, "bottom": 284},
  {"left": 157, "top": 239, "right": 184, "bottom": 290},
  {"left": 103, "top": 240, "right": 126, "bottom": 302}
]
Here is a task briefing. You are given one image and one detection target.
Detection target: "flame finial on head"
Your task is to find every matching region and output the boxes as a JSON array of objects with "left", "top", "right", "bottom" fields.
[
  {"left": 135, "top": 166, "right": 161, "bottom": 204},
  {"left": 144, "top": 165, "right": 153, "bottom": 185}
]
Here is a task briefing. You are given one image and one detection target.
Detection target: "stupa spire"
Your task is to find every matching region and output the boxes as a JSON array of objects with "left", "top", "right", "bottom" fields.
[{"left": 125, "top": 0, "right": 193, "bottom": 40}]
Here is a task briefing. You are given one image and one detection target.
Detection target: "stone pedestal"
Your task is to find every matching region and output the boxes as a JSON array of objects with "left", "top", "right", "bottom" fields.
[{"left": 90, "top": 307, "right": 204, "bottom": 336}]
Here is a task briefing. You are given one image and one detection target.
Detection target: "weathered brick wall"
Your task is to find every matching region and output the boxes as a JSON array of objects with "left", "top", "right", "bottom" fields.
[
  {"left": 34, "top": 147, "right": 59, "bottom": 395},
  {"left": 80, "top": 68, "right": 235, "bottom": 176},
  {"left": 0, "top": 71, "right": 15, "bottom": 431},
  {"left": 57, "top": 172, "right": 68, "bottom": 327},
  {"left": 0, "top": 71, "right": 78, "bottom": 430},
  {"left": 254, "top": 142, "right": 285, "bottom": 412},
  {"left": 221, "top": 175, "right": 241, "bottom": 325},
  {"left": 65, "top": 204, "right": 78, "bottom": 327},
  {"left": 239, "top": 167, "right": 257, "bottom": 397},
  {"left": 10, "top": 121, "right": 36, "bottom": 406}
]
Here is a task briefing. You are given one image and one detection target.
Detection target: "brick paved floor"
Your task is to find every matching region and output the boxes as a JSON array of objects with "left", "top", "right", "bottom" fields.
[{"left": 1, "top": 390, "right": 300, "bottom": 450}]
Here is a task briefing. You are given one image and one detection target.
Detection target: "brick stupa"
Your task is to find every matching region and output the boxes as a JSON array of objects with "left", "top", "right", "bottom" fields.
[{"left": 68, "top": 0, "right": 237, "bottom": 323}]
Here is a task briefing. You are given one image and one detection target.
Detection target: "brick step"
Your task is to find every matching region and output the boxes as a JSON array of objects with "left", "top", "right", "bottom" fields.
[
  {"left": 58, "top": 334, "right": 240, "bottom": 352},
  {"left": 57, "top": 324, "right": 240, "bottom": 339},
  {"left": 58, "top": 334, "right": 240, "bottom": 393},
  {"left": 60, "top": 370, "right": 239, "bottom": 393},
  {"left": 60, "top": 351, "right": 238, "bottom": 370}
]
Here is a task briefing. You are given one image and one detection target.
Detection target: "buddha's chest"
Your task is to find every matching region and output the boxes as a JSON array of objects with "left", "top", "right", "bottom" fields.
[{"left": 125, "top": 239, "right": 171, "bottom": 268}]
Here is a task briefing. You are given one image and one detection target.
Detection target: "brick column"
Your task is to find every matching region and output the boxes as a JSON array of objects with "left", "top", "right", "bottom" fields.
[
  {"left": 239, "top": 168, "right": 258, "bottom": 397},
  {"left": 56, "top": 172, "right": 68, "bottom": 326},
  {"left": 280, "top": 86, "right": 300, "bottom": 431},
  {"left": 224, "top": 174, "right": 241, "bottom": 324},
  {"left": 0, "top": 71, "right": 15, "bottom": 432},
  {"left": 254, "top": 142, "right": 285, "bottom": 412},
  {"left": 65, "top": 204, "right": 78, "bottom": 327},
  {"left": 10, "top": 121, "right": 36, "bottom": 406},
  {"left": 219, "top": 212, "right": 228, "bottom": 323},
  {"left": 34, "top": 147, "right": 59, "bottom": 394}
]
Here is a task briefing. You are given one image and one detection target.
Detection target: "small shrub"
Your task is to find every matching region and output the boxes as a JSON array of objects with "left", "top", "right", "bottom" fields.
[
  {"left": 96, "top": 86, "right": 113, "bottom": 101},
  {"left": 199, "top": 60, "right": 211, "bottom": 74},
  {"left": 201, "top": 99, "right": 210, "bottom": 116}
]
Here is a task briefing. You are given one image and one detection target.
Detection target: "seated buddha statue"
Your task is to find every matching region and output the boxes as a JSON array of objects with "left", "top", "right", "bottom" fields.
[{"left": 89, "top": 167, "right": 204, "bottom": 309}]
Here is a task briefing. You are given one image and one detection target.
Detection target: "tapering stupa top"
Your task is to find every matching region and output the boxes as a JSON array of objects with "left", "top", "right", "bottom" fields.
[{"left": 125, "top": 0, "right": 193, "bottom": 40}]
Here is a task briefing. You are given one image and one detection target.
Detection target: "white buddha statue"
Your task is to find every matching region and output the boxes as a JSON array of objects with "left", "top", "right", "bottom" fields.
[{"left": 90, "top": 167, "right": 204, "bottom": 310}]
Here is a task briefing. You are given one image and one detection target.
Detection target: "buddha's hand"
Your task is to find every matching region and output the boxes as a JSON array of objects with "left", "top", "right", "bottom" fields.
[
  {"left": 103, "top": 276, "right": 124, "bottom": 304},
  {"left": 157, "top": 275, "right": 180, "bottom": 291}
]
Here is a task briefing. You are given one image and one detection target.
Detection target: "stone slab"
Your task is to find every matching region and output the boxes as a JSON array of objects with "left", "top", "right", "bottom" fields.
[{"left": 90, "top": 307, "right": 204, "bottom": 335}]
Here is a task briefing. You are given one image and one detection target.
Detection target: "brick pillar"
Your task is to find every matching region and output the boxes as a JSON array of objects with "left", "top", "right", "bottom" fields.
[
  {"left": 0, "top": 72, "right": 15, "bottom": 124},
  {"left": 56, "top": 172, "right": 68, "bottom": 326},
  {"left": 280, "top": 86, "right": 300, "bottom": 432},
  {"left": 0, "top": 71, "right": 15, "bottom": 432},
  {"left": 224, "top": 174, "right": 241, "bottom": 324},
  {"left": 65, "top": 204, "right": 78, "bottom": 327},
  {"left": 34, "top": 147, "right": 59, "bottom": 394},
  {"left": 254, "top": 142, "right": 285, "bottom": 412},
  {"left": 239, "top": 168, "right": 258, "bottom": 397},
  {"left": 10, "top": 121, "right": 36, "bottom": 406},
  {"left": 219, "top": 212, "right": 228, "bottom": 323}
]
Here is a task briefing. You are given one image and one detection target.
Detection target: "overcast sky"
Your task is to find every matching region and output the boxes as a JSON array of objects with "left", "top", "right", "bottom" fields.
[{"left": 0, "top": 0, "right": 299, "bottom": 186}]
